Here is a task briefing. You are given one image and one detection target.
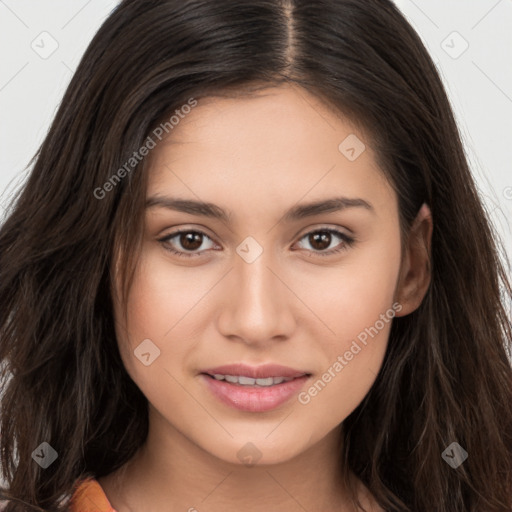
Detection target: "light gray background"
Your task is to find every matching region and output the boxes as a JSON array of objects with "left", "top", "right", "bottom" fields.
[{"left": 0, "top": 0, "right": 511, "bottom": 265}]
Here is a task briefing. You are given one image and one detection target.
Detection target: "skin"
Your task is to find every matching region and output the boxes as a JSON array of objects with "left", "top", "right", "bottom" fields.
[{"left": 99, "top": 83, "right": 432, "bottom": 512}]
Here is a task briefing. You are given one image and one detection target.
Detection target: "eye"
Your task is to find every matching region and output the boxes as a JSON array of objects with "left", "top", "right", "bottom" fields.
[
  {"left": 158, "top": 227, "right": 355, "bottom": 259},
  {"left": 294, "top": 228, "right": 355, "bottom": 257},
  {"left": 158, "top": 229, "right": 218, "bottom": 258}
]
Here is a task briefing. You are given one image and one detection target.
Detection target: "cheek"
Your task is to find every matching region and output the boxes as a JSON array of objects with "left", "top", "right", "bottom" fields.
[
  {"left": 121, "top": 248, "right": 210, "bottom": 340},
  {"left": 113, "top": 249, "right": 219, "bottom": 395},
  {"left": 293, "top": 234, "right": 400, "bottom": 415},
  {"left": 300, "top": 230, "right": 401, "bottom": 344},
  {"left": 113, "top": 253, "right": 181, "bottom": 379},
  {"left": 296, "top": 280, "right": 398, "bottom": 433}
]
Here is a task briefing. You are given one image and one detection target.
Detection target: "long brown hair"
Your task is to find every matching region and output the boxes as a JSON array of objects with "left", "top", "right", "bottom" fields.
[{"left": 1, "top": 1, "right": 511, "bottom": 510}]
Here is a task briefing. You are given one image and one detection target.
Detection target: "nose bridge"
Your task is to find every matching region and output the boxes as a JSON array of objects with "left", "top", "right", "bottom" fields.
[{"left": 217, "top": 239, "right": 294, "bottom": 343}]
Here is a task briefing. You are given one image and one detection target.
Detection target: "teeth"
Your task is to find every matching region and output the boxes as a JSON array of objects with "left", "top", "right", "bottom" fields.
[
  {"left": 238, "top": 376, "right": 256, "bottom": 385},
  {"left": 209, "top": 374, "right": 297, "bottom": 386}
]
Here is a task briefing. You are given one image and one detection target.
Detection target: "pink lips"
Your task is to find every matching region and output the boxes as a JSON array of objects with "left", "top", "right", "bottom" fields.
[{"left": 200, "top": 363, "right": 311, "bottom": 412}]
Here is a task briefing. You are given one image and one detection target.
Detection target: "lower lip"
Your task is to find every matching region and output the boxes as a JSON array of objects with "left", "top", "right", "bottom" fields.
[{"left": 200, "top": 374, "right": 310, "bottom": 412}]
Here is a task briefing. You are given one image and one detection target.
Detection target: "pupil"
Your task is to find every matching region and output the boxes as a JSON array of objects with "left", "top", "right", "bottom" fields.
[
  {"left": 310, "top": 232, "right": 331, "bottom": 250},
  {"left": 181, "top": 232, "right": 202, "bottom": 250}
]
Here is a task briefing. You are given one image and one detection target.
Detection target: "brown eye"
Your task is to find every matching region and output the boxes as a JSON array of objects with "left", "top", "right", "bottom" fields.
[
  {"left": 308, "top": 231, "right": 332, "bottom": 251},
  {"left": 179, "top": 232, "right": 204, "bottom": 251},
  {"left": 296, "top": 228, "right": 355, "bottom": 256},
  {"left": 159, "top": 230, "right": 217, "bottom": 258}
]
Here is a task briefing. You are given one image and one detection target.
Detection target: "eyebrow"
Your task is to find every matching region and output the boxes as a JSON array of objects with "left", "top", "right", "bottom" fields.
[{"left": 145, "top": 195, "right": 374, "bottom": 223}]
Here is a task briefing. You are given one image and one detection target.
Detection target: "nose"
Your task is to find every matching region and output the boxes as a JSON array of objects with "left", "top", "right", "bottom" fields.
[{"left": 216, "top": 248, "right": 296, "bottom": 347}]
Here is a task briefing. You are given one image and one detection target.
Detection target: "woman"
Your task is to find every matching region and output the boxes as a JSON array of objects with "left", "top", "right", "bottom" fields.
[{"left": 1, "top": 0, "right": 511, "bottom": 511}]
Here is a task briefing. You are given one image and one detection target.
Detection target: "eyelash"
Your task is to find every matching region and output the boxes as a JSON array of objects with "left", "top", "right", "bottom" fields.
[{"left": 158, "top": 228, "right": 355, "bottom": 259}]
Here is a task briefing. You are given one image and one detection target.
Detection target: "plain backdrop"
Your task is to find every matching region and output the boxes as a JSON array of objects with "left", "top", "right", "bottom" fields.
[{"left": 0, "top": 1, "right": 511, "bottom": 278}]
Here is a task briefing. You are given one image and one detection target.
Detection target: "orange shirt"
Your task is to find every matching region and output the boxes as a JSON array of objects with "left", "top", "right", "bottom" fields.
[{"left": 69, "top": 478, "right": 117, "bottom": 512}]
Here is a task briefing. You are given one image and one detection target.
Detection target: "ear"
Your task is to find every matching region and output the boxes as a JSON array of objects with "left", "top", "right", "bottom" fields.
[{"left": 394, "top": 203, "right": 433, "bottom": 317}]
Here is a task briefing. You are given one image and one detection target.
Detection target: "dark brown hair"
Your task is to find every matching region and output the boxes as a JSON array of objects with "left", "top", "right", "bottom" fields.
[{"left": 1, "top": 0, "right": 511, "bottom": 510}]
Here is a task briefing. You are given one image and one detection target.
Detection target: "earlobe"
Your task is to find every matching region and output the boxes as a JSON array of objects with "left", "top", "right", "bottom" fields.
[{"left": 394, "top": 203, "right": 433, "bottom": 317}]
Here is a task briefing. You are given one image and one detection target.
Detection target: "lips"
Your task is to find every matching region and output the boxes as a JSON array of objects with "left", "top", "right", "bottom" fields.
[{"left": 199, "top": 363, "right": 311, "bottom": 412}]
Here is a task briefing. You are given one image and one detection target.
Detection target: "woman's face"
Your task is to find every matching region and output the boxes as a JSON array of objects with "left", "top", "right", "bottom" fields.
[{"left": 113, "top": 84, "right": 406, "bottom": 465}]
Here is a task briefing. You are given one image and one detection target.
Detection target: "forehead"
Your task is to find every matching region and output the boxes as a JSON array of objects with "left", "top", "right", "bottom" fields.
[{"left": 146, "top": 84, "right": 394, "bottom": 219}]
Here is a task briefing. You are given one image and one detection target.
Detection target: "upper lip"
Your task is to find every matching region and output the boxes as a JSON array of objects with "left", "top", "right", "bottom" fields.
[{"left": 201, "top": 363, "right": 310, "bottom": 379}]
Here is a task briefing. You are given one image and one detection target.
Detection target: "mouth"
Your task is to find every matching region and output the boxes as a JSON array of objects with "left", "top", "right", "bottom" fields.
[
  {"left": 203, "top": 374, "right": 300, "bottom": 387},
  {"left": 199, "top": 363, "right": 312, "bottom": 412}
]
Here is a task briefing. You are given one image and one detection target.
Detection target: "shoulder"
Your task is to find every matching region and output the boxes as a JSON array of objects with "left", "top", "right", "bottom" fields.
[{"left": 69, "top": 478, "right": 117, "bottom": 512}]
